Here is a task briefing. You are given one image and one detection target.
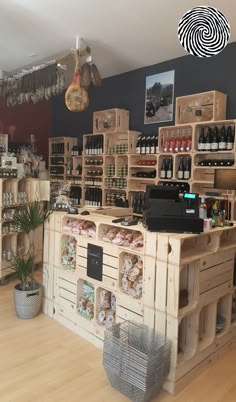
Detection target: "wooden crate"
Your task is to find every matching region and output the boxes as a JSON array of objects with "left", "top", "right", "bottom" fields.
[
  {"left": 193, "top": 120, "right": 236, "bottom": 152},
  {"left": 49, "top": 137, "right": 78, "bottom": 156},
  {"left": 93, "top": 109, "right": 129, "bottom": 133},
  {"left": 158, "top": 125, "right": 194, "bottom": 153},
  {"left": 175, "top": 91, "right": 227, "bottom": 125}
]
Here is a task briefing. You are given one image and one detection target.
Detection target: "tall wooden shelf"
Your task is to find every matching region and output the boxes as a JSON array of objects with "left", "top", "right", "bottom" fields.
[{"left": 0, "top": 178, "right": 50, "bottom": 279}]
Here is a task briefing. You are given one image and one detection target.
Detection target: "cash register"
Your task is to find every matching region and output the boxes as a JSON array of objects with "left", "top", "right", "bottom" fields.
[{"left": 143, "top": 185, "right": 203, "bottom": 233}]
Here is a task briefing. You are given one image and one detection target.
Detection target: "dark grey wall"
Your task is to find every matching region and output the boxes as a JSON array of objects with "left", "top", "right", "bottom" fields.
[{"left": 52, "top": 41, "right": 236, "bottom": 140}]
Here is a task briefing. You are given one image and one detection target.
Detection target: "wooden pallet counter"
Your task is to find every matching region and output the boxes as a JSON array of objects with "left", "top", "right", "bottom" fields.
[{"left": 42, "top": 210, "right": 236, "bottom": 395}]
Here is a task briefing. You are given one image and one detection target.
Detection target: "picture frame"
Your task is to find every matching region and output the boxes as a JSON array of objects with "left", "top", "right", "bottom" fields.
[{"left": 144, "top": 70, "right": 175, "bottom": 124}]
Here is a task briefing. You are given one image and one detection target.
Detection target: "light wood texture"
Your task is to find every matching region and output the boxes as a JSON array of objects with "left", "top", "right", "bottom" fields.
[{"left": 1, "top": 272, "right": 236, "bottom": 402}]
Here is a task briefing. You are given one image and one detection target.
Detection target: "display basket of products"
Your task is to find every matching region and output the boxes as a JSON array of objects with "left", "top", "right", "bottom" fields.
[{"left": 103, "top": 321, "right": 170, "bottom": 402}]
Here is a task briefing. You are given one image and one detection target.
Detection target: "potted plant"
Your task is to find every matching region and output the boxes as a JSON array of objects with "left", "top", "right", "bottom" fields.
[{"left": 11, "top": 201, "right": 52, "bottom": 319}]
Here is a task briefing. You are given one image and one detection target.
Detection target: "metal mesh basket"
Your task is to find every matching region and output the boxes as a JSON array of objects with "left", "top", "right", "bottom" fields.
[{"left": 103, "top": 321, "right": 170, "bottom": 402}]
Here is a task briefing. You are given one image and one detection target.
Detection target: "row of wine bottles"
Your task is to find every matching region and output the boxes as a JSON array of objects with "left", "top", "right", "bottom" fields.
[
  {"left": 160, "top": 157, "right": 191, "bottom": 180},
  {"left": 136, "top": 134, "right": 158, "bottom": 154},
  {"left": 50, "top": 166, "right": 64, "bottom": 175},
  {"left": 131, "top": 170, "right": 156, "bottom": 178},
  {"left": 132, "top": 192, "right": 145, "bottom": 215},
  {"left": 196, "top": 159, "right": 234, "bottom": 167},
  {"left": 85, "top": 135, "right": 104, "bottom": 155},
  {"left": 84, "top": 188, "right": 102, "bottom": 206},
  {"left": 71, "top": 145, "right": 83, "bottom": 156},
  {"left": 51, "top": 143, "right": 65, "bottom": 155},
  {"left": 50, "top": 157, "right": 64, "bottom": 165},
  {"left": 198, "top": 126, "right": 234, "bottom": 151},
  {"left": 69, "top": 186, "right": 82, "bottom": 206}
]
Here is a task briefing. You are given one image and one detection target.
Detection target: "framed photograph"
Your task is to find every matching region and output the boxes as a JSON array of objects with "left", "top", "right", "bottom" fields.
[{"left": 144, "top": 70, "right": 175, "bottom": 124}]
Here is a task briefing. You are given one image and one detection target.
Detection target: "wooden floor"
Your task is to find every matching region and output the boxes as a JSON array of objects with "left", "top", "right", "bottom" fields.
[{"left": 1, "top": 275, "right": 236, "bottom": 402}]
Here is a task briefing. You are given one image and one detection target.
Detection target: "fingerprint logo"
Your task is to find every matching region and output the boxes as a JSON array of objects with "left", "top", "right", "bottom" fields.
[{"left": 178, "top": 6, "right": 230, "bottom": 57}]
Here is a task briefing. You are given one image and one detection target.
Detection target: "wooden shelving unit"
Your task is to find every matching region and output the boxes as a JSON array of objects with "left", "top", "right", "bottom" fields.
[
  {"left": 43, "top": 211, "right": 236, "bottom": 394},
  {"left": 0, "top": 178, "right": 50, "bottom": 279}
]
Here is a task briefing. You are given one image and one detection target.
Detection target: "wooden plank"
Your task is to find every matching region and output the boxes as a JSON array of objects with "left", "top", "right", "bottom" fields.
[
  {"left": 116, "top": 305, "right": 143, "bottom": 324},
  {"left": 145, "top": 231, "right": 157, "bottom": 257},
  {"left": 143, "top": 255, "right": 155, "bottom": 308},
  {"left": 166, "top": 261, "right": 199, "bottom": 318},
  {"left": 102, "top": 264, "right": 118, "bottom": 280},
  {"left": 200, "top": 250, "right": 235, "bottom": 271},
  {"left": 200, "top": 260, "right": 234, "bottom": 294},
  {"left": 43, "top": 229, "right": 50, "bottom": 263},
  {"left": 155, "top": 310, "right": 166, "bottom": 335},
  {"left": 155, "top": 260, "right": 168, "bottom": 311},
  {"left": 143, "top": 306, "right": 155, "bottom": 328},
  {"left": 58, "top": 277, "right": 77, "bottom": 294},
  {"left": 103, "top": 254, "right": 118, "bottom": 268},
  {"left": 116, "top": 293, "right": 143, "bottom": 316},
  {"left": 156, "top": 234, "right": 169, "bottom": 262},
  {"left": 199, "top": 281, "right": 232, "bottom": 307},
  {"left": 58, "top": 288, "right": 77, "bottom": 304}
]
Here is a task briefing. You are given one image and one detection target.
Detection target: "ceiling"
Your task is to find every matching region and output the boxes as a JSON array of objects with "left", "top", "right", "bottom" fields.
[{"left": 0, "top": 0, "right": 236, "bottom": 78}]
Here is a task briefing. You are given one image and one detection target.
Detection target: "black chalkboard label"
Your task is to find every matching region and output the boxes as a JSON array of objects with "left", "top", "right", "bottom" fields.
[{"left": 87, "top": 243, "right": 103, "bottom": 281}]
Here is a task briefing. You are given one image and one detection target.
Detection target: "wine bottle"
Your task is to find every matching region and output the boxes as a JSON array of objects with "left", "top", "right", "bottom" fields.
[
  {"left": 197, "top": 127, "right": 205, "bottom": 151},
  {"left": 160, "top": 159, "right": 166, "bottom": 179},
  {"left": 184, "top": 157, "right": 191, "bottom": 180},
  {"left": 145, "top": 135, "right": 151, "bottom": 154},
  {"left": 150, "top": 135, "right": 156, "bottom": 154},
  {"left": 205, "top": 127, "right": 212, "bottom": 151},
  {"left": 141, "top": 134, "right": 146, "bottom": 154},
  {"left": 154, "top": 134, "right": 158, "bottom": 153},
  {"left": 226, "top": 126, "right": 234, "bottom": 150},
  {"left": 132, "top": 194, "right": 137, "bottom": 213},
  {"left": 136, "top": 134, "right": 142, "bottom": 154},
  {"left": 167, "top": 157, "right": 173, "bottom": 179},
  {"left": 219, "top": 126, "right": 227, "bottom": 151},
  {"left": 178, "top": 157, "right": 184, "bottom": 180},
  {"left": 211, "top": 126, "right": 219, "bottom": 151}
]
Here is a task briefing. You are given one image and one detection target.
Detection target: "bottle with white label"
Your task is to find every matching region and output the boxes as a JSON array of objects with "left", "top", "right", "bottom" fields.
[
  {"left": 219, "top": 126, "right": 227, "bottom": 151},
  {"left": 205, "top": 127, "right": 212, "bottom": 152},
  {"left": 184, "top": 157, "right": 191, "bottom": 180},
  {"left": 199, "top": 197, "right": 207, "bottom": 219},
  {"left": 160, "top": 159, "right": 166, "bottom": 179},
  {"left": 166, "top": 157, "right": 173, "bottom": 179},
  {"left": 211, "top": 126, "right": 219, "bottom": 151},
  {"left": 226, "top": 126, "right": 234, "bottom": 150},
  {"left": 178, "top": 157, "right": 184, "bottom": 180},
  {"left": 198, "top": 128, "right": 205, "bottom": 151}
]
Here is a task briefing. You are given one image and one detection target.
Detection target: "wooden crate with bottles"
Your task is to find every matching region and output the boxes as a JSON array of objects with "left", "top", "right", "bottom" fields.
[
  {"left": 191, "top": 120, "right": 236, "bottom": 217},
  {"left": 49, "top": 137, "right": 78, "bottom": 180},
  {"left": 175, "top": 91, "right": 227, "bottom": 125}
]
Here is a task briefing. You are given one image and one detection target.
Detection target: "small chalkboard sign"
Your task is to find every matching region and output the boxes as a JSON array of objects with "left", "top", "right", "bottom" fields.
[{"left": 87, "top": 243, "right": 103, "bottom": 281}]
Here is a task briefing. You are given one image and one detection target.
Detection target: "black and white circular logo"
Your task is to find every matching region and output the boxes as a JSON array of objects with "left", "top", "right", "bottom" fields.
[{"left": 178, "top": 6, "right": 230, "bottom": 57}]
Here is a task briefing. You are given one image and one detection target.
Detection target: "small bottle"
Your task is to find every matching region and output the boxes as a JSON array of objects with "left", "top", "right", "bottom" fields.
[
  {"left": 199, "top": 197, "right": 207, "bottom": 219},
  {"left": 198, "top": 128, "right": 205, "bottom": 151}
]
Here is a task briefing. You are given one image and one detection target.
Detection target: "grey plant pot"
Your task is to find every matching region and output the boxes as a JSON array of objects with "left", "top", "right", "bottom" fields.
[{"left": 14, "top": 282, "right": 42, "bottom": 319}]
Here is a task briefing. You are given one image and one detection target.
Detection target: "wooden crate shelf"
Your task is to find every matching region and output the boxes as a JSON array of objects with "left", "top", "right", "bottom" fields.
[
  {"left": 93, "top": 108, "right": 129, "bottom": 133},
  {"left": 175, "top": 91, "right": 227, "bottom": 125}
]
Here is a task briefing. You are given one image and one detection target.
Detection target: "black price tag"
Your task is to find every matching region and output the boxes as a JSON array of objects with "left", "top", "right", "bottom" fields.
[{"left": 87, "top": 243, "right": 103, "bottom": 281}]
